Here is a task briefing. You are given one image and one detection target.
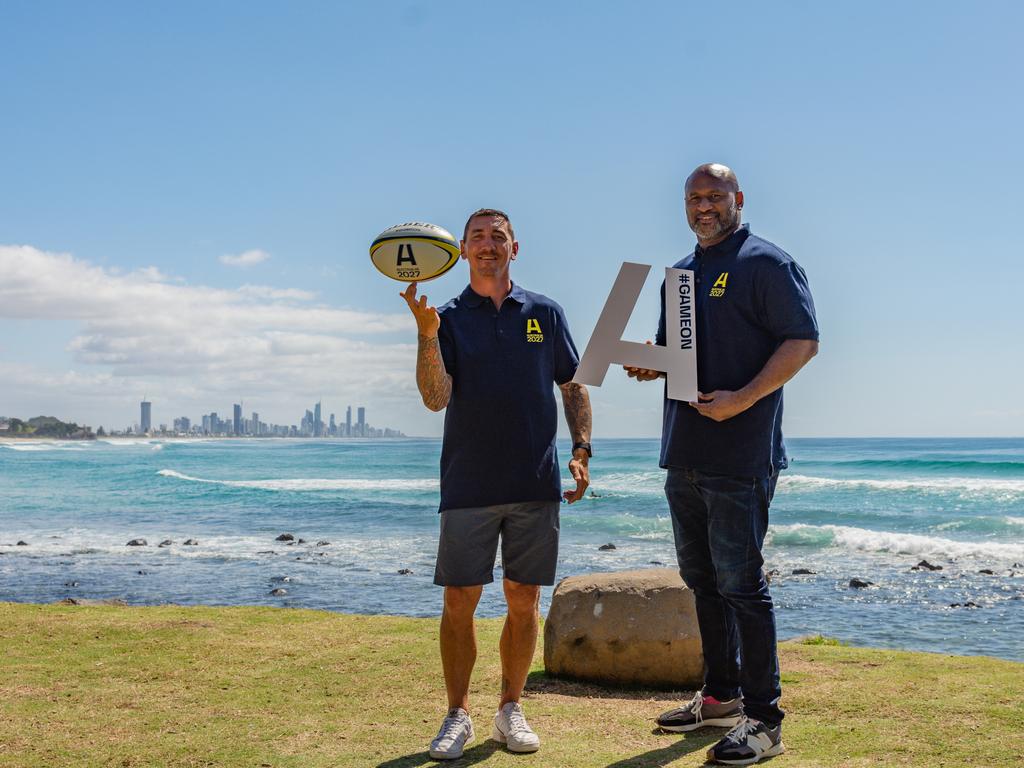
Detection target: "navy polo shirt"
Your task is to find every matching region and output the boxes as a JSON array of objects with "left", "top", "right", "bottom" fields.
[
  {"left": 656, "top": 225, "right": 819, "bottom": 478},
  {"left": 436, "top": 283, "right": 580, "bottom": 512}
]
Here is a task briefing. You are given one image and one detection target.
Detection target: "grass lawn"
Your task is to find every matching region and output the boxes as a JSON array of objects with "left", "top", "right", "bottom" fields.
[{"left": 1, "top": 602, "right": 1021, "bottom": 767}]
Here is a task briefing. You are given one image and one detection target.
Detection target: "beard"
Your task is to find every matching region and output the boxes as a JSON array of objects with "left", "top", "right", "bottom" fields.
[{"left": 692, "top": 204, "right": 741, "bottom": 242}]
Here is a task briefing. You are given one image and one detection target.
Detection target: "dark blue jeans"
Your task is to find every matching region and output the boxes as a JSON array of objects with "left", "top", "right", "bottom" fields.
[{"left": 665, "top": 467, "right": 783, "bottom": 726}]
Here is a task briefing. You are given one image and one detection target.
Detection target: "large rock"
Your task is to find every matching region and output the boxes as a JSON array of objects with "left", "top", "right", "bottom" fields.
[{"left": 543, "top": 568, "right": 702, "bottom": 689}]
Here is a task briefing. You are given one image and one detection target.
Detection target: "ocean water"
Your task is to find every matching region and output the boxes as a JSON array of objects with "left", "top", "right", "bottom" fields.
[{"left": 1, "top": 437, "right": 1022, "bottom": 662}]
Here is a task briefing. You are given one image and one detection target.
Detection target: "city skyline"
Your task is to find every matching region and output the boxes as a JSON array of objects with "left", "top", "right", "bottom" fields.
[{"left": 126, "top": 398, "right": 403, "bottom": 438}]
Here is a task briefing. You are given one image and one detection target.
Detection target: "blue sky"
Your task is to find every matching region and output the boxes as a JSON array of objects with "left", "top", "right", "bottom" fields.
[{"left": 2, "top": 1, "right": 1022, "bottom": 437}]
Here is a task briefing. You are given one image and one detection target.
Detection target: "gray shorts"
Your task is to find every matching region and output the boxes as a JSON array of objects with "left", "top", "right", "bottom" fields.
[{"left": 433, "top": 501, "right": 561, "bottom": 587}]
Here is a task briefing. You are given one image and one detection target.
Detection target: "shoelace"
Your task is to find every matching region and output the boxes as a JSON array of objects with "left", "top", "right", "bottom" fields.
[
  {"left": 724, "top": 717, "right": 758, "bottom": 744},
  {"left": 687, "top": 691, "right": 705, "bottom": 725},
  {"left": 505, "top": 705, "right": 531, "bottom": 734},
  {"left": 438, "top": 713, "right": 468, "bottom": 742}
]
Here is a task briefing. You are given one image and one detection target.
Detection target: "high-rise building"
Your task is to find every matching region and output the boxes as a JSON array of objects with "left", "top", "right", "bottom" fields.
[
  {"left": 233, "top": 404, "right": 242, "bottom": 435},
  {"left": 345, "top": 406, "right": 352, "bottom": 437},
  {"left": 140, "top": 401, "right": 152, "bottom": 433},
  {"left": 252, "top": 412, "right": 259, "bottom": 436},
  {"left": 357, "top": 406, "right": 366, "bottom": 438},
  {"left": 314, "top": 401, "right": 323, "bottom": 437},
  {"left": 329, "top": 414, "right": 336, "bottom": 436}
]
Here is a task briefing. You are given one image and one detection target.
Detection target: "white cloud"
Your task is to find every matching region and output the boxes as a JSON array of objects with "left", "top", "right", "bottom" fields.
[
  {"left": 219, "top": 249, "right": 270, "bottom": 267},
  {"left": 0, "top": 245, "right": 430, "bottom": 431}
]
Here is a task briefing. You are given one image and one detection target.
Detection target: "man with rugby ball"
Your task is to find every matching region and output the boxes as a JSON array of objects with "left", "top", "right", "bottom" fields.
[{"left": 402, "top": 208, "right": 593, "bottom": 760}]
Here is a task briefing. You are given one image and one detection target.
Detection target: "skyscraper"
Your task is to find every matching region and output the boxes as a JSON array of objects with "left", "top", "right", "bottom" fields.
[
  {"left": 357, "top": 406, "right": 366, "bottom": 438},
  {"left": 233, "top": 404, "right": 242, "bottom": 436},
  {"left": 345, "top": 406, "right": 352, "bottom": 437},
  {"left": 140, "top": 400, "right": 152, "bottom": 433},
  {"left": 314, "top": 401, "right": 323, "bottom": 437}
]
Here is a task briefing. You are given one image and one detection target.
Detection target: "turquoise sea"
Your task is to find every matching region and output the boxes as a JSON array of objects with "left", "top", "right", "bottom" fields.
[{"left": 1, "top": 437, "right": 1022, "bottom": 661}]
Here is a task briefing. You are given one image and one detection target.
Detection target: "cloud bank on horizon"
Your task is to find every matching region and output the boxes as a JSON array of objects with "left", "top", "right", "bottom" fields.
[{"left": 0, "top": 244, "right": 421, "bottom": 430}]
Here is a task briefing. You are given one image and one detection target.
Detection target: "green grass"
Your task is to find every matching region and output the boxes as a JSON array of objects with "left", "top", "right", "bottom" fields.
[{"left": 1, "top": 603, "right": 1022, "bottom": 767}]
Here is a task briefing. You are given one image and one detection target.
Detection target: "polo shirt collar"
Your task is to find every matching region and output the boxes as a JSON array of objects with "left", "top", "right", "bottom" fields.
[
  {"left": 459, "top": 282, "right": 527, "bottom": 307},
  {"left": 695, "top": 223, "right": 750, "bottom": 259}
]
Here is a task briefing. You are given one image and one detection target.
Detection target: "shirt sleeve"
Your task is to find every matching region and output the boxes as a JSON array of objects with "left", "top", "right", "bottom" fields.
[
  {"left": 551, "top": 304, "right": 580, "bottom": 385},
  {"left": 757, "top": 260, "right": 820, "bottom": 341},
  {"left": 437, "top": 310, "right": 457, "bottom": 377}
]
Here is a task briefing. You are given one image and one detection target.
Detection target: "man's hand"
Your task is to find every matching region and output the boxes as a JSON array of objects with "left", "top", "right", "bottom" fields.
[
  {"left": 563, "top": 453, "right": 590, "bottom": 503},
  {"left": 401, "top": 282, "right": 440, "bottom": 337},
  {"left": 624, "top": 340, "right": 662, "bottom": 382},
  {"left": 689, "top": 390, "right": 753, "bottom": 422}
]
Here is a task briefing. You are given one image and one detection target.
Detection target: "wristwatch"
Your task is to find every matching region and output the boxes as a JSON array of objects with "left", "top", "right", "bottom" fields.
[{"left": 572, "top": 441, "right": 593, "bottom": 458}]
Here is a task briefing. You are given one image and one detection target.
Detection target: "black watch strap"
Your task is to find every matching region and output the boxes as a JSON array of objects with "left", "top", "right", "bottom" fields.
[{"left": 572, "top": 441, "right": 592, "bottom": 458}]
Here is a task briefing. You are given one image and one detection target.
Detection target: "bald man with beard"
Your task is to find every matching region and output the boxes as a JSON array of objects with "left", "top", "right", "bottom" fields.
[{"left": 627, "top": 164, "right": 819, "bottom": 765}]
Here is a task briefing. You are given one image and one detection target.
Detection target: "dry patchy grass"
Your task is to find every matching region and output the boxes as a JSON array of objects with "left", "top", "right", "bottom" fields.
[{"left": 1, "top": 603, "right": 1021, "bottom": 767}]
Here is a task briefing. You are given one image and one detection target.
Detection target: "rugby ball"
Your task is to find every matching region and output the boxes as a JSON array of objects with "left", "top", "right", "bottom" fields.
[{"left": 369, "top": 222, "right": 461, "bottom": 282}]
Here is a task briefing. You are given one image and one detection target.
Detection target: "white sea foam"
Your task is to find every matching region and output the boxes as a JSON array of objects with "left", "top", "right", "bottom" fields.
[
  {"left": 1006, "top": 516, "right": 1024, "bottom": 526},
  {"left": 157, "top": 469, "right": 438, "bottom": 492},
  {"left": 768, "top": 523, "right": 1024, "bottom": 562},
  {"left": 0, "top": 441, "right": 87, "bottom": 451},
  {"left": 780, "top": 473, "right": 1024, "bottom": 495}
]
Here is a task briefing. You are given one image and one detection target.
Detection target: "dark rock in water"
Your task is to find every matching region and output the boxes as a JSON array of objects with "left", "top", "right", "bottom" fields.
[
  {"left": 849, "top": 578, "right": 873, "bottom": 589},
  {"left": 256, "top": 551, "right": 276, "bottom": 555},
  {"left": 979, "top": 569, "right": 995, "bottom": 575},
  {"left": 316, "top": 540, "right": 330, "bottom": 546},
  {"left": 64, "top": 581, "right": 79, "bottom": 587},
  {"left": 765, "top": 568, "right": 780, "bottom": 585},
  {"left": 598, "top": 543, "right": 616, "bottom": 551},
  {"left": 950, "top": 601, "right": 979, "bottom": 608},
  {"left": 183, "top": 539, "right": 198, "bottom": 546},
  {"left": 916, "top": 560, "right": 942, "bottom": 571},
  {"left": 126, "top": 539, "right": 147, "bottom": 546},
  {"left": 158, "top": 540, "right": 173, "bottom": 547},
  {"left": 137, "top": 570, "right": 147, "bottom": 575},
  {"left": 649, "top": 560, "right": 664, "bottom": 566},
  {"left": 297, "top": 538, "right": 307, "bottom": 544},
  {"left": 270, "top": 576, "right": 292, "bottom": 583},
  {"left": 16, "top": 540, "right": 28, "bottom": 546},
  {"left": 792, "top": 568, "right": 816, "bottom": 575},
  {"left": 269, "top": 588, "right": 288, "bottom": 596},
  {"left": 275, "top": 533, "right": 294, "bottom": 542},
  {"left": 397, "top": 568, "right": 414, "bottom": 575}
]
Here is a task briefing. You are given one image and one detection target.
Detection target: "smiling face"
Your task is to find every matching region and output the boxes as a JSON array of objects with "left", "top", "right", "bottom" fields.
[
  {"left": 684, "top": 170, "right": 744, "bottom": 248},
  {"left": 460, "top": 213, "right": 518, "bottom": 281}
]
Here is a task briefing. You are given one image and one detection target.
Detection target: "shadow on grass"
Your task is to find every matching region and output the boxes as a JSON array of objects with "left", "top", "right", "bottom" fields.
[
  {"left": 525, "top": 670, "right": 691, "bottom": 702},
  {"left": 376, "top": 740, "right": 502, "bottom": 767},
  {"left": 603, "top": 730, "right": 719, "bottom": 768}
]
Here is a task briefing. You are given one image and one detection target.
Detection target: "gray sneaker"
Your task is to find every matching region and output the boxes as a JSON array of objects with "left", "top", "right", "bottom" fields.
[
  {"left": 491, "top": 701, "right": 540, "bottom": 753},
  {"left": 429, "top": 707, "right": 474, "bottom": 760},
  {"left": 706, "top": 716, "right": 784, "bottom": 765},
  {"left": 656, "top": 690, "right": 743, "bottom": 732}
]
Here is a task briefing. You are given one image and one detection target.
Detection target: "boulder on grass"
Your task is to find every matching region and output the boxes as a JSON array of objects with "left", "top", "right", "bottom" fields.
[{"left": 543, "top": 568, "right": 702, "bottom": 689}]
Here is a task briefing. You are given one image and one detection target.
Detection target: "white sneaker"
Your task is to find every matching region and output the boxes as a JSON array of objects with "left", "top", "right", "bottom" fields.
[
  {"left": 429, "top": 707, "right": 474, "bottom": 760},
  {"left": 491, "top": 701, "right": 541, "bottom": 753}
]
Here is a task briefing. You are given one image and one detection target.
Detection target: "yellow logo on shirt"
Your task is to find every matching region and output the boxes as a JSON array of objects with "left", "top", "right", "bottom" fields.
[
  {"left": 710, "top": 272, "right": 729, "bottom": 298},
  {"left": 526, "top": 318, "right": 544, "bottom": 342}
]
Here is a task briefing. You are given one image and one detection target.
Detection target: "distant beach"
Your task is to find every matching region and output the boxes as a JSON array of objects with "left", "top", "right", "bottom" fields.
[{"left": 1, "top": 437, "right": 1022, "bottom": 661}]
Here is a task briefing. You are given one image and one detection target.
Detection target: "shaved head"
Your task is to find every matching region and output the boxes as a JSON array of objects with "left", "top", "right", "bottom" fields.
[
  {"left": 686, "top": 163, "right": 740, "bottom": 193},
  {"left": 683, "top": 163, "right": 744, "bottom": 247}
]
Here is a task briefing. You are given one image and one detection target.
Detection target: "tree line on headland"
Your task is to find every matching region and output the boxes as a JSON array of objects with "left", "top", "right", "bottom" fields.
[{"left": 0, "top": 415, "right": 95, "bottom": 439}]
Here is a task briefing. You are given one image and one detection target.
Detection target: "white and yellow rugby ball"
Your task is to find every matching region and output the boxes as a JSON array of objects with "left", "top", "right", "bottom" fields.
[{"left": 369, "top": 222, "right": 461, "bottom": 282}]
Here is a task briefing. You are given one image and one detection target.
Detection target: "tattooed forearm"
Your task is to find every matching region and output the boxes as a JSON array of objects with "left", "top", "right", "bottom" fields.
[
  {"left": 417, "top": 334, "right": 452, "bottom": 411},
  {"left": 559, "top": 382, "right": 592, "bottom": 444}
]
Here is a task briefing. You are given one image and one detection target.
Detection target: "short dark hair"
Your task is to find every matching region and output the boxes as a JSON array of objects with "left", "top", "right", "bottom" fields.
[{"left": 463, "top": 208, "right": 515, "bottom": 241}]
